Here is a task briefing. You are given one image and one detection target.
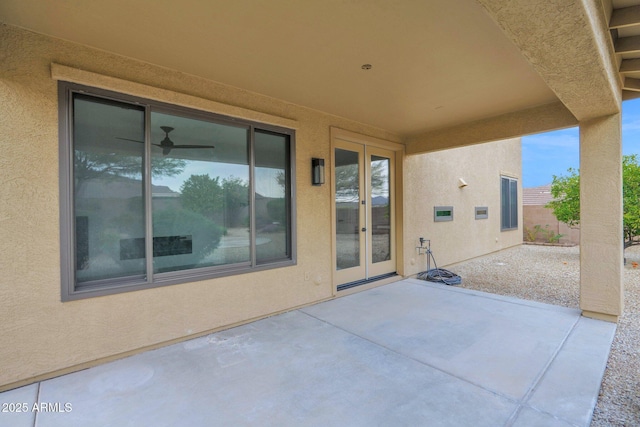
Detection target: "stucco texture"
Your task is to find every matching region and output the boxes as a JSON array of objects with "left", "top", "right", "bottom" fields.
[
  {"left": 580, "top": 113, "right": 624, "bottom": 318},
  {"left": 403, "top": 138, "right": 523, "bottom": 277},
  {"left": 0, "top": 24, "right": 402, "bottom": 389}
]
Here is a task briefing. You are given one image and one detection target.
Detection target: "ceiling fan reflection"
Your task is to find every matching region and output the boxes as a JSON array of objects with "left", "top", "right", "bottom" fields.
[{"left": 116, "top": 126, "right": 215, "bottom": 155}]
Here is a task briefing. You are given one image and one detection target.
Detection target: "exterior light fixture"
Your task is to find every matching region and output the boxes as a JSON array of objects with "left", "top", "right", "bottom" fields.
[
  {"left": 458, "top": 178, "right": 468, "bottom": 188},
  {"left": 312, "top": 158, "right": 325, "bottom": 186}
]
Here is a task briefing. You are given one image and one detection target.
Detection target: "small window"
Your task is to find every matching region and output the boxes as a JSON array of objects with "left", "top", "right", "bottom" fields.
[
  {"left": 59, "top": 82, "right": 296, "bottom": 300},
  {"left": 434, "top": 206, "right": 453, "bottom": 222},
  {"left": 475, "top": 206, "right": 488, "bottom": 220},
  {"left": 501, "top": 176, "right": 518, "bottom": 230}
]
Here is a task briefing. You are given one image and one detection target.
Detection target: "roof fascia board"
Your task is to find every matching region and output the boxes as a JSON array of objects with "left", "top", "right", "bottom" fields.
[{"left": 405, "top": 101, "right": 577, "bottom": 155}]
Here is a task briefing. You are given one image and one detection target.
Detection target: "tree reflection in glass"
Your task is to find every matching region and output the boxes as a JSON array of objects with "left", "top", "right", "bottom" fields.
[
  {"left": 73, "top": 95, "right": 149, "bottom": 283},
  {"left": 335, "top": 148, "right": 360, "bottom": 270},
  {"left": 370, "top": 156, "right": 390, "bottom": 264},
  {"left": 150, "top": 112, "right": 250, "bottom": 272},
  {"left": 255, "top": 131, "right": 291, "bottom": 264}
]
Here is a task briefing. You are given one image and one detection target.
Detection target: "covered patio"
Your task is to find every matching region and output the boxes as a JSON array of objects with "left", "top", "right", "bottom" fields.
[
  {"left": 0, "top": 280, "right": 615, "bottom": 427},
  {"left": 0, "top": 0, "right": 636, "bottom": 416}
]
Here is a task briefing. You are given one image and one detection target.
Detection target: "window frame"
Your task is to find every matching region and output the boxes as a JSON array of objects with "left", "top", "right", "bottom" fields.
[
  {"left": 59, "top": 82, "right": 296, "bottom": 301},
  {"left": 475, "top": 206, "right": 489, "bottom": 220},
  {"left": 500, "top": 176, "right": 518, "bottom": 231},
  {"left": 434, "top": 206, "right": 454, "bottom": 222}
]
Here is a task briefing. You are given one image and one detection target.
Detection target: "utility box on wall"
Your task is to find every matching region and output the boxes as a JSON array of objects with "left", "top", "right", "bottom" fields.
[{"left": 434, "top": 206, "right": 453, "bottom": 222}]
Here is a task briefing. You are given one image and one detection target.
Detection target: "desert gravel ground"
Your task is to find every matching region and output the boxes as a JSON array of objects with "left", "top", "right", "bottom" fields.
[{"left": 446, "top": 244, "right": 639, "bottom": 426}]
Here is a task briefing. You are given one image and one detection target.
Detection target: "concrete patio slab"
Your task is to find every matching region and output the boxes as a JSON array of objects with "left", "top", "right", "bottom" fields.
[
  {"left": 0, "top": 384, "right": 37, "bottom": 427},
  {"left": 303, "top": 279, "right": 584, "bottom": 401},
  {"left": 524, "top": 316, "right": 617, "bottom": 426},
  {"left": 0, "top": 279, "right": 615, "bottom": 426},
  {"left": 510, "top": 407, "right": 576, "bottom": 427}
]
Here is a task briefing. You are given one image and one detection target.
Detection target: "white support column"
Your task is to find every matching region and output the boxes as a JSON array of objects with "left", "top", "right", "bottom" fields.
[{"left": 579, "top": 113, "right": 624, "bottom": 322}]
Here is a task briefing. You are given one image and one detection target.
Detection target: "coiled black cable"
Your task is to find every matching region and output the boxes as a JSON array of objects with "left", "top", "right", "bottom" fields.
[{"left": 416, "top": 247, "right": 462, "bottom": 286}]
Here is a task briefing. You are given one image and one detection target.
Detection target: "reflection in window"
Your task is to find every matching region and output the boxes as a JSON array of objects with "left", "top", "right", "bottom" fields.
[
  {"left": 255, "top": 130, "right": 291, "bottom": 264},
  {"left": 61, "top": 83, "right": 295, "bottom": 299},
  {"left": 73, "top": 95, "right": 146, "bottom": 283},
  {"left": 334, "top": 148, "right": 360, "bottom": 270},
  {"left": 371, "top": 155, "right": 391, "bottom": 264},
  {"left": 150, "top": 112, "right": 250, "bottom": 272}
]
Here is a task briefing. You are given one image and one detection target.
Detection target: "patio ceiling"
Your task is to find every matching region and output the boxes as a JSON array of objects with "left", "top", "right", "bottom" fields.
[{"left": 0, "top": 0, "right": 635, "bottom": 139}]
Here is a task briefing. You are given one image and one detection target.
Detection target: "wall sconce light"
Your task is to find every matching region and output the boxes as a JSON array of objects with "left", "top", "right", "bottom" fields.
[
  {"left": 458, "top": 178, "right": 468, "bottom": 188},
  {"left": 312, "top": 158, "right": 325, "bottom": 186}
]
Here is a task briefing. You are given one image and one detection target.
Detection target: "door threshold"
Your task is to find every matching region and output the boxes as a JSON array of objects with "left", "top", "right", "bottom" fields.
[{"left": 337, "top": 272, "right": 398, "bottom": 292}]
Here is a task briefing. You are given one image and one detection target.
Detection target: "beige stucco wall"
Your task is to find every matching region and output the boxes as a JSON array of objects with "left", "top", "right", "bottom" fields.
[
  {"left": 0, "top": 23, "right": 527, "bottom": 389},
  {"left": 403, "top": 139, "right": 523, "bottom": 276},
  {"left": 579, "top": 113, "right": 624, "bottom": 320},
  {"left": 0, "top": 24, "right": 407, "bottom": 389}
]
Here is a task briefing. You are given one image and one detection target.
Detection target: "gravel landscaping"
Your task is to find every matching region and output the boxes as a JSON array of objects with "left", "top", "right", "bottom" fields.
[{"left": 446, "top": 244, "right": 639, "bottom": 426}]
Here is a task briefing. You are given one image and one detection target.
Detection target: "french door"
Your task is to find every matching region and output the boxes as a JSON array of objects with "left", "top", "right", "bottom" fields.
[{"left": 333, "top": 140, "right": 395, "bottom": 287}]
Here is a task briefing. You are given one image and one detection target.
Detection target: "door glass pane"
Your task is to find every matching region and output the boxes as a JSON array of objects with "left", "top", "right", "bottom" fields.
[
  {"left": 255, "top": 130, "right": 291, "bottom": 264},
  {"left": 73, "top": 95, "right": 146, "bottom": 283},
  {"left": 151, "top": 112, "right": 250, "bottom": 273},
  {"left": 335, "top": 148, "right": 360, "bottom": 270},
  {"left": 371, "top": 155, "right": 391, "bottom": 264}
]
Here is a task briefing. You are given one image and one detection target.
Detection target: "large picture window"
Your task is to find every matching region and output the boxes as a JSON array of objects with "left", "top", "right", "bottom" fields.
[
  {"left": 500, "top": 176, "right": 518, "bottom": 231},
  {"left": 60, "top": 82, "right": 295, "bottom": 300}
]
